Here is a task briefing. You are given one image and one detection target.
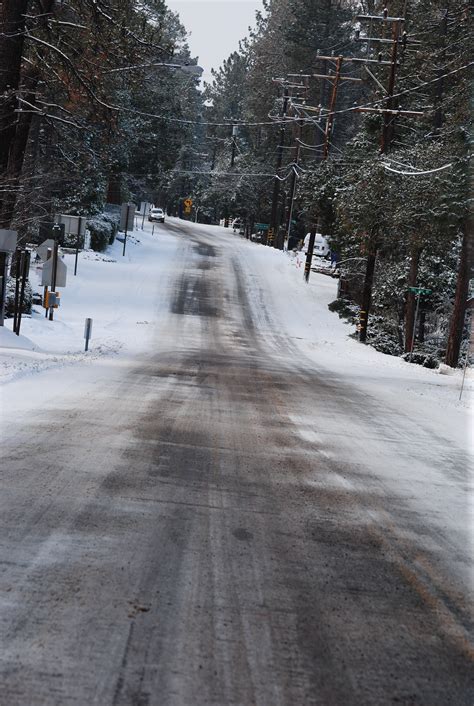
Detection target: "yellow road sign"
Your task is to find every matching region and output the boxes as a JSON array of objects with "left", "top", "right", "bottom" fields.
[{"left": 184, "top": 198, "right": 193, "bottom": 208}]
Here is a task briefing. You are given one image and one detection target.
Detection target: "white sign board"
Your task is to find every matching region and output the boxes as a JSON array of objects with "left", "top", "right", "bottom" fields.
[
  {"left": 41, "top": 258, "right": 67, "bottom": 287},
  {"left": 120, "top": 202, "right": 136, "bottom": 231},
  {"left": 0, "top": 229, "right": 18, "bottom": 252},
  {"left": 57, "top": 214, "right": 86, "bottom": 237},
  {"left": 37, "top": 239, "right": 55, "bottom": 262}
]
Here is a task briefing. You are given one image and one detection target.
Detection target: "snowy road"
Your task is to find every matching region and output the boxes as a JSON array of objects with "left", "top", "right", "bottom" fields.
[{"left": 0, "top": 220, "right": 472, "bottom": 705}]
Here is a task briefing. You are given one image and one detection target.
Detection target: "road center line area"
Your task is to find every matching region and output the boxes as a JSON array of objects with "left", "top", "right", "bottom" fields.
[{"left": 0, "top": 221, "right": 472, "bottom": 705}]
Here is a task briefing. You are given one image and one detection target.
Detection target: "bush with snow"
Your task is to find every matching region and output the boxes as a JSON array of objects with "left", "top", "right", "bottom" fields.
[{"left": 86, "top": 213, "right": 119, "bottom": 252}]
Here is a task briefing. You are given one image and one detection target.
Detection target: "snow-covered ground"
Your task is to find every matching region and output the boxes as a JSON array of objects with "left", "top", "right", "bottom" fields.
[{"left": 1, "top": 217, "right": 472, "bottom": 454}]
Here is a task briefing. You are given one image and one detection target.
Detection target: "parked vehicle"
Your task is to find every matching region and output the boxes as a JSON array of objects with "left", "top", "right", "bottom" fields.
[
  {"left": 148, "top": 207, "right": 165, "bottom": 223},
  {"left": 303, "top": 233, "right": 330, "bottom": 258}
]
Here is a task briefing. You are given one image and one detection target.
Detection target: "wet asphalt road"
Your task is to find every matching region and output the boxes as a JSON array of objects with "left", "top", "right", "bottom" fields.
[{"left": 0, "top": 221, "right": 472, "bottom": 705}]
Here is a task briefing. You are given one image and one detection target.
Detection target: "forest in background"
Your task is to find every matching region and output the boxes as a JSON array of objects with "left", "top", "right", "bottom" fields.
[{"left": 0, "top": 0, "right": 471, "bottom": 366}]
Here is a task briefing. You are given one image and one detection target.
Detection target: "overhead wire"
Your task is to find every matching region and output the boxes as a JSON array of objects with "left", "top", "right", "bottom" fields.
[{"left": 14, "top": 60, "right": 469, "bottom": 130}]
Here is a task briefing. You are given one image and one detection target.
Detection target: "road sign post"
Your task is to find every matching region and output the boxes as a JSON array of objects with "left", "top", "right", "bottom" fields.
[
  {"left": 120, "top": 202, "right": 136, "bottom": 256},
  {"left": 40, "top": 227, "right": 67, "bottom": 322},
  {"left": 49, "top": 235, "right": 59, "bottom": 321},
  {"left": 57, "top": 215, "right": 87, "bottom": 276},
  {"left": 41, "top": 257, "right": 67, "bottom": 287},
  {"left": 37, "top": 239, "right": 55, "bottom": 262},
  {"left": 75, "top": 217, "right": 82, "bottom": 276},
  {"left": 140, "top": 202, "right": 150, "bottom": 230}
]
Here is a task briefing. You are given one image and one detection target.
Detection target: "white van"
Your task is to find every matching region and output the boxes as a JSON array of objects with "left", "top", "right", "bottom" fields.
[{"left": 303, "top": 233, "right": 330, "bottom": 258}]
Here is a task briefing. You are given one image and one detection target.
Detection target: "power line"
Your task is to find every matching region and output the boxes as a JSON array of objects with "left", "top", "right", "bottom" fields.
[
  {"left": 382, "top": 160, "right": 455, "bottom": 175},
  {"left": 27, "top": 62, "right": 469, "bottom": 130},
  {"left": 170, "top": 169, "right": 294, "bottom": 179}
]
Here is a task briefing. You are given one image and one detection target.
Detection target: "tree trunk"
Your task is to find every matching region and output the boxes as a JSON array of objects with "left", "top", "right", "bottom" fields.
[
  {"left": 404, "top": 244, "right": 422, "bottom": 353},
  {"left": 0, "top": 1, "right": 29, "bottom": 175},
  {"left": 0, "top": 68, "right": 39, "bottom": 229},
  {"left": 445, "top": 225, "right": 473, "bottom": 367},
  {"left": 106, "top": 174, "right": 123, "bottom": 205},
  {"left": 0, "top": 0, "right": 55, "bottom": 229},
  {"left": 359, "top": 250, "right": 377, "bottom": 343},
  {"left": 418, "top": 310, "right": 426, "bottom": 344}
]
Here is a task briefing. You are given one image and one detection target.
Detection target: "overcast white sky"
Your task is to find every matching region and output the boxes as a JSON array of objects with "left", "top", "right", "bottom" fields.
[{"left": 167, "top": 0, "right": 263, "bottom": 84}]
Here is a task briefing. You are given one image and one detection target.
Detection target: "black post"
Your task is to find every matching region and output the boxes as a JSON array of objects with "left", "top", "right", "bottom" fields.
[
  {"left": 74, "top": 216, "right": 82, "bottom": 276},
  {"left": 44, "top": 247, "right": 51, "bottom": 318},
  {"left": 49, "top": 239, "right": 59, "bottom": 321},
  {"left": 304, "top": 229, "right": 316, "bottom": 283},
  {"left": 16, "top": 250, "right": 30, "bottom": 336},
  {"left": 0, "top": 252, "right": 8, "bottom": 327},
  {"left": 123, "top": 204, "right": 130, "bottom": 257},
  {"left": 13, "top": 249, "right": 22, "bottom": 334}
]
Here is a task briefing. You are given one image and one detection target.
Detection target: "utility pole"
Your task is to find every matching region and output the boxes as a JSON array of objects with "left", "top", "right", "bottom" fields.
[
  {"left": 381, "top": 18, "right": 402, "bottom": 153},
  {"left": 230, "top": 125, "right": 238, "bottom": 167},
  {"left": 294, "top": 59, "right": 362, "bottom": 280},
  {"left": 279, "top": 76, "right": 308, "bottom": 250},
  {"left": 350, "top": 10, "right": 423, "bottom": 343},
  {"left": 270, "top": 63, "right": 357, "bottom": 255},
  {"left": 267, "top": 84, "right": 289, "bottom": 248},
  {"left": 283, "top": 114, "right": 303, "bottom": 251},
  {"left": 311, "top": 14, "right": 422, "bottom": 339},
  {"left": 357, "top": 12, "right": 403, "bottom": 343},
  {"left": 323, "top": 56, "right": 343, "bottom": 159}
]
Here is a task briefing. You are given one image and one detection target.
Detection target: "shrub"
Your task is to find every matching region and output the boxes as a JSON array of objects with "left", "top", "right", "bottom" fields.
[
  {"left": 366, "top": 315, "right": 402, "bottom": 356},
  {"left": 87, "top": 213, "right": 119, "bottom": 252},
  {"left": 368, "top": 330, "right": 402, "bottom": 356},
  {"left": 401, "top": 351, "right": 440, "bottom": 368},
  {"left": 328, "top": 298, "right": 358, "bottom": 322}
]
